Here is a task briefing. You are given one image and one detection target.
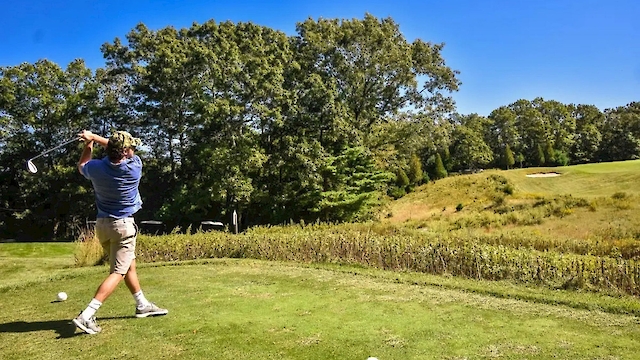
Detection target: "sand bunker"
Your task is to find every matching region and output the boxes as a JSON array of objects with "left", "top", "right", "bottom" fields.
[{"left": 526, "top": 172, "right": 561, "bottom": 178}]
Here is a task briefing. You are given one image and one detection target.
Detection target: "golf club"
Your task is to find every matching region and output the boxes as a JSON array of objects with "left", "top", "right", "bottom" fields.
[{"left": 26, "top": 138, "right": 81, "bottom": 174}]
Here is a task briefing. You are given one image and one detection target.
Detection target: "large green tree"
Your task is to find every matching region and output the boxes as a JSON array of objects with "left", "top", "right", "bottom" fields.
[
  {"left": 535, "top": 98, "right": 575, "bottom": 157},
  {"left": 313, "top": 146, "right": 393, "bottom": 222},
  {"left": 101, "top": 21, "right": 294, "bottom": 227},
  {"left": 0, "top": 60, "right": 97, "bottom": 239},
  {"left": 262, "top": 14, "right": 460, "bottom": 223},
  {"left": 294, "top": 13, "right": 460, "bottom": 146},
  {"left": 449, "top": 114, "right": 493, "bottom": 170},
  {"left": 487, "top": 106, "right": 519, "bottom": 167},
  {"left": 570, "top": 104, "right": 604, "bottom": 164},
  {"left": 598, "top": 103, "right": 640, "bottom": 161}
]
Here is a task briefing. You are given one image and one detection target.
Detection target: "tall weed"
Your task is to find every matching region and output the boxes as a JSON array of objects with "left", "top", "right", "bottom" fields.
[
  {"left": 131, "top": 223, "right": 640, "bottom": 296},
  {"left": 74, "top": 228, "right": 106, "bottom": 267}
]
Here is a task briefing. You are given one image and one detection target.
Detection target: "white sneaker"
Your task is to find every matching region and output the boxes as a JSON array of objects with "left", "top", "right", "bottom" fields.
[
  {"left": 135, "top": 302, "right": 168, "bottom": 318},
  {"left": 72, "top": 314, "right": 102, "bottom": 334}
]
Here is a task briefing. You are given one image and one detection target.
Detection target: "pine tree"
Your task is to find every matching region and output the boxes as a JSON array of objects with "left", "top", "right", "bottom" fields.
[
  {"left": 545, "top": 140, "right": 556, "bottom": 165},
  {"left": 515, "top": 153, "right": 525, "bottom": 168},
  {"left": 504, "top": 144, "right": 515, "bottom": 169},
  {"left": 407, "top": 154, "right": 423, "bottom": 185},
  {"left": 442, "top": 147, "right": 452, "bottom": 171},
  {"left": 434, "top": 153, "right": 448, "bottom": 179},
  {"left": 396, "top": 169, "right": 410, "bottom": 188},
  {"left": 536, "top": 144, "right": 546, "bottom": 166}
]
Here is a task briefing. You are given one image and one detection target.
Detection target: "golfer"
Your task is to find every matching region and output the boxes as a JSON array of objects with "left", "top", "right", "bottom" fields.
[{"left": 73, "top": 130, "right": 167, "bottom": 335}]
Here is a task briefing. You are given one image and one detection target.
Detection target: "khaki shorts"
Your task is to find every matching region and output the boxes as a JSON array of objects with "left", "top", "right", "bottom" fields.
[{"left": 96, "top": 217, "right": 138, "bottom": 275}]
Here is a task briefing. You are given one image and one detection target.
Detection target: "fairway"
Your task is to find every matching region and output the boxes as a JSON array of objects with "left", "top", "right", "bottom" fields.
[
  {"left": 500, "top": 160, "right": 640, "bottom": 197},
  {"left": 1, "top": 259, "right": 640, "bottom": 359}
]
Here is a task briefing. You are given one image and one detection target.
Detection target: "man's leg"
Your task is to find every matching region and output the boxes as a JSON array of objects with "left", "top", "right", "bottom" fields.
[
  {"left": 124, "top": 259, "right": 169, "bottom": 317},
  {"left": 124, "top": 259, "right": 150, "bottom": 309},
  {"left": 95, "top": 273, "right": 125, "bottom": 302},
  {"left": 74, "top": 218, "right": 126, "bottom": 334},
  {"left": 124, "top": 258, "right": 141, "bottom": 294},
  {"left": 72, "top": 273, "right": 124, "bottom": 334}
]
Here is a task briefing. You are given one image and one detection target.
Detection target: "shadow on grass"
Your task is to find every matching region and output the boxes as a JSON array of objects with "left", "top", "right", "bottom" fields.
[{"left": 0, "top": 316, "right": 135, "bottom": 339}]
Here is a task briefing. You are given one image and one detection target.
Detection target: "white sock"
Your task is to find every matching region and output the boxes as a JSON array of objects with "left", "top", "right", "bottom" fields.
[
  {"left": 133, "top": 290, "right": 150, "bottom": 309},
  {"left": 81, "top": 298, "right": 102, "bottom": 320}
]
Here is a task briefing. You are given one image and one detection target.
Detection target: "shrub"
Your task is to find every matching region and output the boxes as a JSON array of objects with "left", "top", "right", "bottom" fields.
[
  {"left": 494, "top": 205, "right": 514, "bottom": 214},
  {"left": 614, "top": 201, "right": 633, "bottom": 210},
  {"left": 503, "top": 183, "right": 515, "bottom": 195},
  {"left": 612, "top": 192, "right": 629, "bottom": 200},
  {"left": 488, "top": 174, "right": 508, "bottom": 185},
  {"left": 388, "top": 186, "right": 406, "bottom": 199},
  {"left": 492, "top": 195, "right": 506, "bottom": 207}
]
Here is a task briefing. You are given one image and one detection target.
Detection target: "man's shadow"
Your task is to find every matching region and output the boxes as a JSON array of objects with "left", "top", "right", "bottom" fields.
[{"left": 0, "top": 316, "right": 135, "bottom": 339}]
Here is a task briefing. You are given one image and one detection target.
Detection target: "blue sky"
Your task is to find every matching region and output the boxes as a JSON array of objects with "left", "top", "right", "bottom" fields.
[{"left": 2, "top": 0, "right": 638, "bottom": 115}]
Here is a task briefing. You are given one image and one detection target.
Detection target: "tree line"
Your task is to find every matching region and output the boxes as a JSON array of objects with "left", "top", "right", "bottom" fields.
[{"left": 1, "top": 14, "right": 638, "bottom": 240}]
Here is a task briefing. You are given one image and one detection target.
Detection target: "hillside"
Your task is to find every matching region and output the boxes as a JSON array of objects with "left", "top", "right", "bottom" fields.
[{"left": 384, "top": 160, "right": 640, "bottom": 242}]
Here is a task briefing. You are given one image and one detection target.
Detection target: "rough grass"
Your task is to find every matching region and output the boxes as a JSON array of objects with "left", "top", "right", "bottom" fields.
[
  {"left": 80, "top": 160, "right": 640, "bottom": 297},
  {"left": 385, "top": 160, "right": 640, "bottom": 242}
]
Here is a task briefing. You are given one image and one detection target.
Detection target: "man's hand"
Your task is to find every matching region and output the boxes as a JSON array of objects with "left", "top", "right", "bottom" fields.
[
  {"left": 78, "top": 130, "right": 109, "bottom": 148},
  {"left": 78, "top": 130, "right": 95, "bottom": 143}
]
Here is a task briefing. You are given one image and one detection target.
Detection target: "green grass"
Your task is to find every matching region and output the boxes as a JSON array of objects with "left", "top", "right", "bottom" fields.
[
  {"left": 0, "top": 242, "right": 76, "bottom": 289},
  {"left": 0, "top": 242, "right": 75, "bottom": 258},
  {"left": 500, "top": 160, "right": 640, "bottom": 197},
  {"left": 2, "top": 244, "right": 640, "bottom": 359}
]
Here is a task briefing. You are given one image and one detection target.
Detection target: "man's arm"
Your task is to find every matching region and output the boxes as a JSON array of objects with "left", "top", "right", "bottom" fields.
[
  {"left": 79, "top": 130, "right": 109, "bottom": 148},
  {"left": 77, "top": 130, "right": 108, "bottom": 175},
  {"left": 77, "top": 139, "right": 94, "bottom": 175}
]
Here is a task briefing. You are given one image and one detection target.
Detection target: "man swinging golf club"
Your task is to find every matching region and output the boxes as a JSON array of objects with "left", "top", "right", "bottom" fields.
[{"left": 73, "top": 130, "right": 167, "bottom": 335}]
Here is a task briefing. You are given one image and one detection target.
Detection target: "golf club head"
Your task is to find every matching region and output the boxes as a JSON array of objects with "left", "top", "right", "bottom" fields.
[
  {"left": 25, "top": 137, "right": 81, "bottom": 174},
  {"left": 26, "top": 160, "right": 38, "bottom": 174}
]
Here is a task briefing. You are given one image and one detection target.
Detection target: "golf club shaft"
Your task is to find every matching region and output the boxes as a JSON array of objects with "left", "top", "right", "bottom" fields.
[{"left": 28, "top": 138, "right": 79, "bottom": 161}]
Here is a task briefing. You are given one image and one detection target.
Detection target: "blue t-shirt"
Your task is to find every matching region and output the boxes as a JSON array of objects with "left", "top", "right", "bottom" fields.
[{"left": 81, "top": 155, "right": 143, "bottom": 219}]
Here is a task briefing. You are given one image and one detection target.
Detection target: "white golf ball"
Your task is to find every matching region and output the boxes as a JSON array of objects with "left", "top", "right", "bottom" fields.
[{"left": 57, "top": 292, "right": 68, "bottom": 301}]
